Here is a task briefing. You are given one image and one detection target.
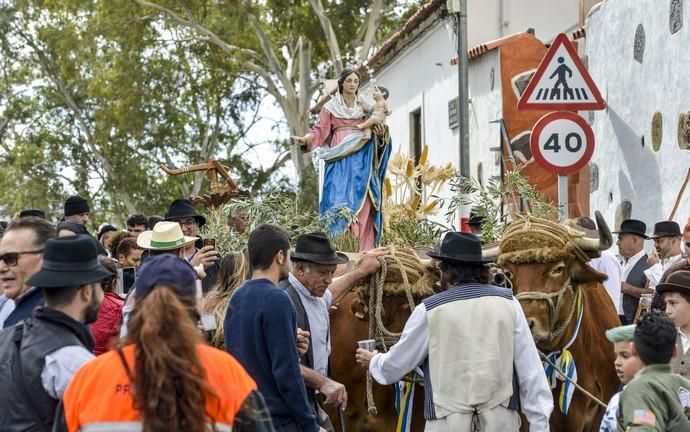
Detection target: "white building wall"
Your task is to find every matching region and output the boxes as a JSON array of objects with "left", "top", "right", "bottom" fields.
[
  {"left": 375, "top": 21, "right": 503, "bottom": 225},
  {"left": 586, "top": 0, "right": 690, "bottom": 230},
  {"left": 468, "top": 0, "right": 580, "bottom": 47}
]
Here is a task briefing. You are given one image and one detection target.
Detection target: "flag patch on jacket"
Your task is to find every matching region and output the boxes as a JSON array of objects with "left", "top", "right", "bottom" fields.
[{"left": 632, "top": 410, "right": 656, "bottom": 426}]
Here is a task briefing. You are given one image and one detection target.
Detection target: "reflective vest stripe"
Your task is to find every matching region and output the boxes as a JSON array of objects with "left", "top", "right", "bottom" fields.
[{"left": 80, "top": 422, "right": 232, "bottom": 432}]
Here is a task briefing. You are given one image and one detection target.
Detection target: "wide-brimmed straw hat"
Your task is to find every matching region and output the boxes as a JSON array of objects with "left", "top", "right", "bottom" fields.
[{"left": 136, "top": 221, "right": 198, "bottom": 251}]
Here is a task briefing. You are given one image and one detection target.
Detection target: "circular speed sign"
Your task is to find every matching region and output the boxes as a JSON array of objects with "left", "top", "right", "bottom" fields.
[{"left": 529, "top": 111, "right": 595, "bottom": 175}]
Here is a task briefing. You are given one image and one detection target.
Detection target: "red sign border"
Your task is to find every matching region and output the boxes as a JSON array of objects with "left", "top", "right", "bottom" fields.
[
  {"left": 518, "top": 33, "right": 606, "bottom": 111},
  {"left": 530, "top": 111, "right": 595, "bottom": 176}
]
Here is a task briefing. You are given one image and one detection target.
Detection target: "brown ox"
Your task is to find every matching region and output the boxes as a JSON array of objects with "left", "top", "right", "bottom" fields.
[
  {"left": 495, "top": 211, "right": 620, "bottom": 432},
  {"left": 326, "top": 249, "right": 434, "bottom": 431}
]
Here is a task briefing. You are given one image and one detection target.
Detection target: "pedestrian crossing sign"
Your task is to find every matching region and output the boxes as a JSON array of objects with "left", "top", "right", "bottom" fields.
[{"left": 518, "top": 33, "right": 605, "bottom": 111}]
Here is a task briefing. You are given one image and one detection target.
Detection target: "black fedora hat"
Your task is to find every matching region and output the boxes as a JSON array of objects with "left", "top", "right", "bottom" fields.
[
  {"left": 26, "top": 235, "right": 113, "bottom": 288},
  {"left": 427, "top": 232, "right": 492, "bottom": 263},
  {"left": 656, "top": 270, "right": 690, "bottom": 297},
  {"left": 649, "top": 221, "right": 682, "bottom": 239},
  {"left": 165, "top": 199, "right": 206, "bottom": 227},
  {"left": 612, "top": 219, "right": 648, "bottom": 239},
  {"left": 291, "top": 232, "right": 348, "bottom": 265},
  {"left": 19, "top": 209, "right": 46, "bottom": 219},
  {"left": 468, "top": 210, "right": 484, "bottom": 227}
]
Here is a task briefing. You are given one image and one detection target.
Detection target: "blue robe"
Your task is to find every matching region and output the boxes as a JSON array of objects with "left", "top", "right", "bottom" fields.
[{"left": 320, "top": 130, "right": 392, "bottom": 246}]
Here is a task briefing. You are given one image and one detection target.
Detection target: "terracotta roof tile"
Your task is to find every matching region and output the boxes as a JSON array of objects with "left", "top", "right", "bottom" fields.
[
  {"left": 366, "top": 0, "right": 446, "bottom": 72},
  {"left": 450, "top": 32, "right": 543, "bottom": 64}
]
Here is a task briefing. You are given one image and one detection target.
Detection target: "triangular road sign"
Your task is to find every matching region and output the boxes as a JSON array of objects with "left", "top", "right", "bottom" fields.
[{"left": 518, "top": 33, "right": 605, "bottom": 111}]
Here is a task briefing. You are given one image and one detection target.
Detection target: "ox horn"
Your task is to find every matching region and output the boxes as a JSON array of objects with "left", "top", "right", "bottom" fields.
[
  {"left": 574, "top": 210, "right": 613, "bottom": 251},
  {"left": 482, "top": 243, "right": 500, "bottom": 258}
]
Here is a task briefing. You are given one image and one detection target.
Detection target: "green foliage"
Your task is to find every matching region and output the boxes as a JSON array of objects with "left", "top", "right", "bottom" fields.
[
  {"left": 0, "top": 0, "right": 422, "bottom": 225},
  {"left": 381, "top": 217, "right": 445, "bottom": 248},
  {"left": 0, "top": 0, "right": 289, "bottom": 225},
  {"left": 446, "top": 170, "right": 558, "bottom": 244},
  {"left": 200, "top": 190, "right": 360, "bottom": 255},
  {"left": 202, "top": 189, "right": 448, "bottom": 255}
]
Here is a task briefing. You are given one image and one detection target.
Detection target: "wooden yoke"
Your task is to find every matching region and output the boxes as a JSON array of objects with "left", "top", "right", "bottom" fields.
[{"left": 160, "top": 160, "right": 249, "bottom": 207}]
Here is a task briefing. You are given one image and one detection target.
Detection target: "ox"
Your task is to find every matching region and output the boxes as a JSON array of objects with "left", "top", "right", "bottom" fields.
[
  {"left": 494, "top": 211, "right": 620, "bottom": 431},
  {"left": 327, "top": 249, "right": 434, "bottom": 431}
]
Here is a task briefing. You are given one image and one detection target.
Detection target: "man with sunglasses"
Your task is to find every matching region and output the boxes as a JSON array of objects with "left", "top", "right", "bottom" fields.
[{"left": 0, "top": 217, "right": 56, "bottom": 328}]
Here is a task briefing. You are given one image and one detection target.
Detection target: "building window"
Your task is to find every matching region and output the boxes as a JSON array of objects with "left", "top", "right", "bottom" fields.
[{"left": 410, "top": 108, "right": 423, "bottom": 162}]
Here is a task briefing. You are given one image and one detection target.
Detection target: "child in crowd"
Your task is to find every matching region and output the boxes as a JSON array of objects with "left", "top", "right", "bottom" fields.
[
  {"left": 617, "top": 310, "right": 690, "bottom": 430},
  {"left": 658, "top": 270, "right": 690, "bottom": 378},
  {"left": 599, "top": 324, "right": 645, "bottom": 432}
]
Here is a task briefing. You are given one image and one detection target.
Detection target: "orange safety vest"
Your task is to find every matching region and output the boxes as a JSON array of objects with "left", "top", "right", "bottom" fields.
[{"left": 61, "top": 343, "right": 256, "bottom": 431}]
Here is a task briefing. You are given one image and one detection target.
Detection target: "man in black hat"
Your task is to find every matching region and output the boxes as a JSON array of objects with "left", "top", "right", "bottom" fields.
[
  {"left": 165, "top": 198, "right": 219, "bottom": 293},
  {"left": 0, "top": 235, "right": 112, "bottom": 431},
  {"left": 645, "top": 221, "right": 684, "bottom": 289},
  {"left": 281, "top": 232, "right": 386, "bottom": 430},
  {"left": 355, "top": 232, "right": 552, "bottom": 430},
  {"left": 614, "top": 219, "right": 652, "bottom": 324},
  {"left": 63, "top": 195, "right": 90, "bottom": 225},
  {"left": 467, "top": 210, "right": 484, "bottom": 236}
]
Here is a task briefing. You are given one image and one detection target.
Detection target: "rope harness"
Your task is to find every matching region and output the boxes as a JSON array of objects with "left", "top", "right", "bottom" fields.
[
  {"left": 515, "top": 280, "right": 577, "bottom": 343},
  {"left": 360, "top": 248, "right": 431, "bottom": 416},
  {"left": 497, "top": 214, "right": 609, "bottom": 414}
]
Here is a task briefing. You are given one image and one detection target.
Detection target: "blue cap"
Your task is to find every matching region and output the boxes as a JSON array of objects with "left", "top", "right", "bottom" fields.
[{"left": 134, "top": 254, "right": 197, "bottom": 299}]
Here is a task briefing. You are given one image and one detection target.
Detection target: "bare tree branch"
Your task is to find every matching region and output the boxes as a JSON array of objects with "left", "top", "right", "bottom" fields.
[
  {"left": 358, "top": 0, "right": 385, "bottom": 60},
  {"left": 308, "top": 0, "right": 343, "bottom": 72},
  {"left": 246, "top": 15, "right": 297, "bottom": 103},
  {"left": 135, "top": 0, "right": 260, "bottom": 60}
]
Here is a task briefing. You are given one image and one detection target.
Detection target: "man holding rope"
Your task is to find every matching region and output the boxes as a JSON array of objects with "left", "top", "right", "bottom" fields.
[
  {"left": 355, "top": 232, "right": 552, "bottom": 431},
  {"left": 280, "top": 232, "right": 386, "bottom": 431}
]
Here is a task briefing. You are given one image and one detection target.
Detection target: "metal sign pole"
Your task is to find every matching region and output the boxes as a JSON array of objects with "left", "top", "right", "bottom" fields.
[
  {"left": 558, "top": 175, "right": 568, "bottom": 220},
  {"left": 456, "top": 0, "right": 470, "bottom": 232}
]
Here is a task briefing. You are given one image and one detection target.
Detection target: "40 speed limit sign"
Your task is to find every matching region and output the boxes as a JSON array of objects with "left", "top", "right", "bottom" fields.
[{"left": 529, "top": 111, "right": 595, "bottom": 175}]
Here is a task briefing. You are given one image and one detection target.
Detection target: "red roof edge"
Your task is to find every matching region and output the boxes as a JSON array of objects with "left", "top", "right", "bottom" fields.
[
  {"left": 450, "top": 32, "right": 544, "bottom": 65},
  {"left": 366, "top": 0, "right": 446, "bottom": 72}
]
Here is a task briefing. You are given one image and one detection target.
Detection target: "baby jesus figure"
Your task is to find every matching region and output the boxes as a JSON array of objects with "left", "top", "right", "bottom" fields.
[{"left": 357, "top": 86, "right": 391, "bottom": 135}]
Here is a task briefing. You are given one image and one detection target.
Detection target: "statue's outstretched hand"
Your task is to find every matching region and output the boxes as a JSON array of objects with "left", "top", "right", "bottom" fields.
[{"left": 290, "top": 135, "right": 309, "bottom": 151}]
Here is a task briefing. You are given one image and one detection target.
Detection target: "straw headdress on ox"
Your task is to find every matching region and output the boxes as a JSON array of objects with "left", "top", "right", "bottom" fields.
[
  {"left": 490, "top": 211, "right": 612, "bottom": 266},
  {"left": 352, "top": 247, "right": 436, "bottom": 306}
]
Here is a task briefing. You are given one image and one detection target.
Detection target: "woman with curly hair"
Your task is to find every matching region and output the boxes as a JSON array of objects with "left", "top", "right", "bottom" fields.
[{"left": 54, "top": 254, "right": 274, "bottom": 432}]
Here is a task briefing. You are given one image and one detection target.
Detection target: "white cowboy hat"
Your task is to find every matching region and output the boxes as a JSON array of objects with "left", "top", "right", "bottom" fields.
[{"left": 137, "top": 221, "right": 198, "bottom": 251}]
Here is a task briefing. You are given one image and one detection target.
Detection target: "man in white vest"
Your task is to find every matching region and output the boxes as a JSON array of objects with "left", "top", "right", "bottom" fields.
[{"left": 355, "top": 232, "right": 553, "bottom": 431}]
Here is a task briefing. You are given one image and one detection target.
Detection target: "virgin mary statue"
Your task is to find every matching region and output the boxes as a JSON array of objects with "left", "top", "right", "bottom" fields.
[{"left": 292, "top": 67, "right": 391, "bottom": 252}]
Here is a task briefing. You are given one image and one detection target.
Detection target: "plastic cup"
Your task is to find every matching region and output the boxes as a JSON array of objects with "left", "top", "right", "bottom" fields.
[{"left": 358, "top": 339, "right": 376, "bottom": 351}]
